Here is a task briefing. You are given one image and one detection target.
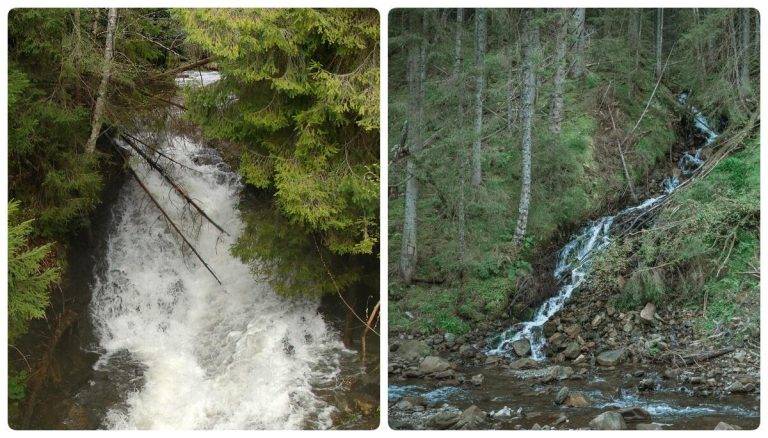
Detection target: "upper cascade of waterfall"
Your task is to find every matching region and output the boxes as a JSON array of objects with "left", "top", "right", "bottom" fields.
[{"left": 489, "top": 94, "right": 719, "bottom": 360}]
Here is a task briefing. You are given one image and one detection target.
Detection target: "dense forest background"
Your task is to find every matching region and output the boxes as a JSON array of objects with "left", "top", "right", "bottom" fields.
[
  {"left": 7, "top": 8, "right": 379, "bottom": 426},
  {"left": 388, "top": 8, "right": 759, "bottom": 338}
]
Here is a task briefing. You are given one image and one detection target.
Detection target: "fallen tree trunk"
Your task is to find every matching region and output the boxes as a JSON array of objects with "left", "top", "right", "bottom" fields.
[
  {"left": 121, "top": 133, "right": 230, "bottom": 236},
  {"left": 150, "top": 56, "right": 216, "bottom": 81},
  {"left": 668, "top": 346, "right": 735, "bottom": 366}
]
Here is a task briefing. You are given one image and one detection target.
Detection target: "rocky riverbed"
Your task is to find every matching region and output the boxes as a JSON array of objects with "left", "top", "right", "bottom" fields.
[{"left": 388, "top": 284, "right": 759, "bottom": 430}]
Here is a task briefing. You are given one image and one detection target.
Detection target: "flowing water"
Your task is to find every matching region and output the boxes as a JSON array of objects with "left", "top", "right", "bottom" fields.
[
  {"left": 489, "top": 94, "right": 719, "bottom": 360},
  {"left": 28, "top": 71, "right": 376, "bottom": 430}
]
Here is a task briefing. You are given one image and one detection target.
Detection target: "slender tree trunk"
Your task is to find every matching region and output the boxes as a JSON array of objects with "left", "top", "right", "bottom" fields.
[
  {"left": 628, "top": 9, "right": 642, "bottom": 97},
  {"left": 550, "top": 10, "right": 567, "bottom": 135},
  {"left": 399, "top": 13, "right": 425, "bottom": 285},
  {"left": 571, "top": 8, "right": 586, "bottom": 79},
  {"left": 514, "top": 9, "right": 538, "bottom": 249},
  {"left": 739, "top": 9, "right": 751, "bottom": 99},
  {"left": 85, "top": 8, "right": 117, "bottom": 154},
  {"left": 655, "top": 8, "right": 664, "bottom": 79},
  {"left": 454, "top": 8, "right": 467, "bottom": 275},
  {"left": 73, "top": 9, "right": 82, "bottom": 102},
  {"left": 506, "top": 13, "right": 516, "bottom": 131},
  {"left": 471, "top": 8, "right": 487, "bottom": 187},
  {"left": 92, "top": 8, "right": 100, "bottom": 36}
]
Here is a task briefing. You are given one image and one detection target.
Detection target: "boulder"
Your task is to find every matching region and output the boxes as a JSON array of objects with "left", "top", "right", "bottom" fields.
[
  {"left": 429, "top": 411, "right": 460, "bottom": 430},
  {"left": 564, "top": 324, "right": 581, "bottom": 338},
  {"left": 470, "top": 373, "right": 485, "bottom": 386},
  {"left": 714, "top": 422, "right": 741, "bottom": 430},
  {"left": 597, "top": 348, "right": 626, "bottom": 366},
  {"left": 564, "top": 393, "right": 590, "bottom": 408},
  {"left": 490, "top": 406, "right": 514, "bottom": 420},
  {"left": 444, "top": 332, "right": 456, "bottom": 344},
  {"left": 398, "top": 340, "right": 432, "bottom": 362},
  {"left": 554, "top": 386, "right": 569, "bottom": 405},
  {"left": 618, "top": 407, "right": 651, "bottom": 423},
  {"left": 589, "top": 411, "right": 627, "bottom": 430},
  {"left": 636, "top": 423, "right": 663, "bottom": 430},
  {"left": 512, "top": 339, "right": 532, "bottom": 357},
  {"left": 563, "top": 341, "right": 581, "bottom": 359},
  {"left": 509, "top": 357, "right": 538, "bottom": 370},
  {"left": 640, "top": 302, "right": 656, "bottom": 322},
  {"left": 543, "top": 365, "right": 574, "bottom": 382},
  {"left": 453, "top": 405, "right": 487, "bottom": 430},
  {"left": 459, "top": 344, "right": 476, "bottom": 358},
  {"left": 419, "top": 356, "right": 451, "bottom": 374}
]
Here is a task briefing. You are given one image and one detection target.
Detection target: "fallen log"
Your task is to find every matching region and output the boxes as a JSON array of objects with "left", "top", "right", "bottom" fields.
[
  {"left": 667, "top": 346, "right": 735, "bottom": 366},
  {"left": 120, "top": 133, "right": 230, "bottom": 236},
  {"left": 149, "top": 56, "right": 216, "bottom": 81}
]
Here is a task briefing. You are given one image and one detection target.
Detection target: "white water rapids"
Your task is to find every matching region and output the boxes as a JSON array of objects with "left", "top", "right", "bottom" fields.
[
  {"left": 85, "top": 72, "right": 348, "bottom": 429},
  {"left": 490, "top": 94, "right": 719, "bottom": 360}
]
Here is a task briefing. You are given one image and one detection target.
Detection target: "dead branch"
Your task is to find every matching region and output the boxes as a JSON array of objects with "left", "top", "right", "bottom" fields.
[{"left": 361, "top": 301, "right": 380, "bottom": 365}]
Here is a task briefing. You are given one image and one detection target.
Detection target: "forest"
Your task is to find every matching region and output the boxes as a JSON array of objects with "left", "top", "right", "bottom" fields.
[
  {"left": 8, "top": 8, "right": 379, "bottom": 429},
  {"left": 388, "top": 8, "right": 759, "bottom": 430}
]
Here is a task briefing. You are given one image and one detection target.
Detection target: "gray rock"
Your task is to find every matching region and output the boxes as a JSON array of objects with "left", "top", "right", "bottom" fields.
[
  {"left": 509, "top": 357, "right": 538, "bottom": 370},
  {"left": 714, "top": 422, "right": 741, "bottom": 430},
  {"left": 636, "top": 423, "right": 663, "bottom": 430},
  {"left": 398, "top": 340, "right": 432, "bottom": 362},
  {"left": 618, "top": 407, "right": 651, "bottom": 423},
  {"left": 419, "top": 356, "right": 451, "bottom": 374},
  {"left": 638, "top": 378, "right": 657, "bottom": 391},
  {"left": 490, "top": 406, "right": 514, "bottom": 420},
  {"left": 394, "top": 399, "right": 413, "bottom": 411},
  {"left": 444, "top": 332, "right": 456, "bottom": 344},
  {"left": 543, "top": 365, "right": 574, "bottom": 382},
  {"left": 470, "top": 373, "right": 484, "bottom": 386},
  {"left": 554, "top": 387, "right": 569, "bottom": 405},
  {"left": 454, "top": 405, "right": 487, "bottom": 430},
  {"left": 589, "top": 411, "right": 627, "bottom": 430},
  {"left": 564, "top": 393, "right": 589, "bottom": 407},
  {"left": 597, "top": 348, "right": 626, "bottom": 366},
  {"left": 429, "top": 411, "right": 460, "bottom": 430},
  {"left": 512, "top": 339, "right": 531, "bottom": 357},
  {"left": 640, "top": 302, "right": 656, "bottom": 322},
  {"left": 459, "top": 344, "right": 476, "bottom": 357},
  {"left": 563, "top": 341, "right": 581, "bottom": 359}
]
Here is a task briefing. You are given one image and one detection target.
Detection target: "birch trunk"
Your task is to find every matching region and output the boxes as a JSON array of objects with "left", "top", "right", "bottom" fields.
[
  {"left": 655, "top": 9, "right": 664, "bottom": 79},
  {"left": 471, "top": 8, "right": 487, "bottom": 187},
  {"left": 454, "top": 8, "right": 467, "bottom": 274},
  {"left": 571, "top": 8, "right": 586, "bottom": 79},
  {"left": 85, "top": 8, "right": 117, "bottom": 154},
  {"left": 550, "top": 10, "right": 567, "bottom": 135},
  {"left": 513, "top": 9, "right": 538, "bottom": 248},
  {"left": 399, "top": 13, "right": 425, "bottom": 284}
]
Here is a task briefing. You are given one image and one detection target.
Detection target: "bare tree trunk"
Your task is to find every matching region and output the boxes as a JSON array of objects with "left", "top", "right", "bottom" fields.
[
  {"left": 454, "top": 8, "right": 467, "bottom": 275},
  {"left": 92, "top": 8, "right": 100, "bottom": 36},
  {"left": 655, "top": 8, "right": 664, "bottom": 79},
  {"left": 85, "top": 8, "right": 117, "bottom": 154},
  {"left": 628, "top": 9, "right": 642, "bottom": 97},
  {"left": 399, "top": 12, "right": 425, "bottom": 285},
  {"left": 471, "top": 8, "right": 487, "bottom": 187},
  {"left": 506, "top": 12, "right": 516, "bottom": 131},
  {"left": 550, "top": 10, "right": 567, "bottom": 135},
  {"left": 571, "top": 8, "right": 586, "bottom": 79},
  {"left": 739, "top": 8, "right": 751, "bottom": 99},
  {"left": 513, "top": 9, "right": 538, "bottom": 249}
]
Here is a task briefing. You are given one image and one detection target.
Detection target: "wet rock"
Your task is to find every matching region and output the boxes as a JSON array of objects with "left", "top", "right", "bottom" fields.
[
  {"left": 636, "top": 423, "right": 663, "bottom": 430},
  {"left": 552, "top": 414, "right": 568, "bottom": 427},
  {"left": 638, "top": 378, "right": 657, "bottom": 391},
  {"left": 563, "top": 341, "right": 581, "bottom": 359},
  {"left": 564, "top": 324, "right": 581, "bottom": 338},
  {"left": 470, "top": 373, "right": 484, "bottom": 386},
  {"left": 589, "top": 411, "right": 627, "bottom": 430},
  {"left": 484, "top": 355, "right": 503, "bottom": 366},
  {"left": 454, "top": 405, "right": 487, "bottom": 430},
  {"left": 597, "top": 348, "right": 626, "bottom": 366},
  {"left": 640, "top": 303, "right": 656, "bottom": 322},
  {"left": 509, "top": 357, "right": 538, "bottom": 370},
  {"left": 572, "top": 354, "right": 587, "bottom": 365},
  {"left": 543, "top": 365, "right": 574, "bottom": 382},
  {"left": 429, "top": 411, "right": 460, "bottom": 430},
  {"left": 714, "top": 422, "right": 741, "bottom": 430},
  {"left": 398, "top": 340, "right": 432, "bottom": 362},
  {"left": 512, "top": 339, "right": 531, "bottom": 357},
  {"left": 459, "top": 344, "right": 476, "bottom": 358},
  {"left": 618, "top": 407, "right": 651, "bottom": 423},
  {"left": 554, "top": 386, "right": 569, "bottom": 405},
  {"left": 433, "top": 369, "right": 455, "bottom": 379},
  {"left": 564, "top": 393, "right": 589, "bottom": 408},
  {"left": 490, "top": 406, "right": 514, "bottom": 420},
  {"left": 419, "top": 356, "right": 451, "bottom": 374},
  {"left": 394, "top": 399, "right": 414, "bottom": 411},
  {"left": 726, "top": 381, "right": 755, "bottom": 394}
]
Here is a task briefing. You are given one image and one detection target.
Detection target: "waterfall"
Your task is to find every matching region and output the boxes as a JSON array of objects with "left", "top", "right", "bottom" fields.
[
  {"left": 489, "top": 95, "right": 718, "bottom": 360},
  {"left": 83, "top": 71, "right": 347, "bottom": 429}
]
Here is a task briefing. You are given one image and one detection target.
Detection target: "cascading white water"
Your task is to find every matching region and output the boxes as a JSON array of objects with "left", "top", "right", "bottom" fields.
[
  {"left": 489, "top": 95, "right": 719, "bottom": 360},
  {"left": 86, "top": 72, "right": 348, "bottom": 429}
]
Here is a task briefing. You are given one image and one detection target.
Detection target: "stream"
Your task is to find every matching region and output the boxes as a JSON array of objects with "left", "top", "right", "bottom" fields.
[
  {"left": 25, "top": 71, "right": 378, "bottom": 430},
  {"left": 389, "top": 95, "right": 759, "bottom": 429}
]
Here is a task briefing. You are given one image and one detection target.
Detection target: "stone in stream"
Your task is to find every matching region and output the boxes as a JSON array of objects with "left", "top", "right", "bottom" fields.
[
  {"left": 453, "top": 405, "right": 488, "bottom": 430},
  {"left": 512, "top": 339, "right": 531, "bottom": 357},
  {"left": 563, "top": 341, "right": 581, "bottom": 359},
  {"left": 419, "top": 356, "right": 451, "bottom": 374},
  {"left": 490, "top": 406, "right": 514, "bottom": 420},
  {"left": 564, "top": 393, "right": 589, "bottom": 408},
  {"left": 433, "top": 369, "right": 455, "bottom": 379},
  {"left": 554, "top": 386, "right": 569, "bottom": 405},
  {"left": 714, "top": 422, "right": 741, "bottom": 430},
  {"left": 640, "top": 302, "right": 656, "bottom": 322},
  {"left": 470, "top": 373, "right": 484, "bottom": 386},
  {"left": 589, "top": 411, "right": 627, "bottom": 430},
  {"left": 429, "top": 411, "right": 460, "bottom": 430},
  {"left": 542, "top": 365, "right": 574, "bottom": 382},
  {"left": 638, "top": 377, "right": 658, "bottom": 391},
  {"left": 618, "top": 407, "right": 652, "bottom": 423},
  {"left": 596, "top": 348, "right": 626, "bottom": 366},
  {"left": 509, "top": 357, "right": 538, "bottom": 370}
]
